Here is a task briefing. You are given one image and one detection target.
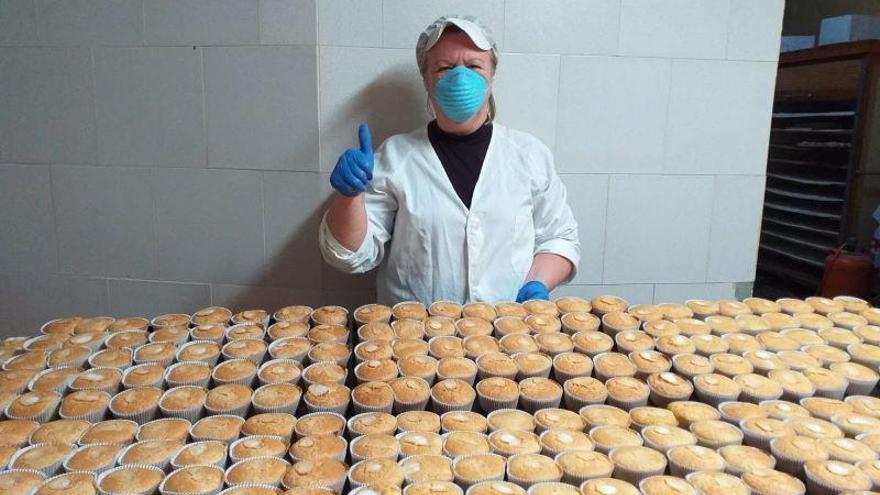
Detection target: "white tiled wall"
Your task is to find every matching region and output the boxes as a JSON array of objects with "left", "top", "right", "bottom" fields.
[{"left": 0, "top": 0, "right": 784, "bottom": 335}]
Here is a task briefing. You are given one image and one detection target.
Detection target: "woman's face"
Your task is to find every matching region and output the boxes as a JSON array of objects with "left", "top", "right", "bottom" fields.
[{"left": 424, "top": 30, "right": 495, "bottom": 131}]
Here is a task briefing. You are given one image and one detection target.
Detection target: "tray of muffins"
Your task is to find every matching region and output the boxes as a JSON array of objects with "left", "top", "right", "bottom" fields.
[{"left": 0, "top": 296, "right": 879, "bottom": 495}]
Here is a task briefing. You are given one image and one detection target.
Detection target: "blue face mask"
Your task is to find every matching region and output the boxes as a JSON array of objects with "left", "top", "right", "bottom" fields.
[{"left": 433, "top": 65, "right": 488, "bottom": 123}]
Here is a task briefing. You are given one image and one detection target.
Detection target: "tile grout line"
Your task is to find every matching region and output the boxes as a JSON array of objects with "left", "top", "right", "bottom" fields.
[
  {"left": 599, "top": 175, "right": 611, "bottom": 284},
  {"left": 46, "top": 165, "right": 62, "bottom": 275}
]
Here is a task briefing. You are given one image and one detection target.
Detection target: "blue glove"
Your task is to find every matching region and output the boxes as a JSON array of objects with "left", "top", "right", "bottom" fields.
[
  {"left": 516, "top": 280, "right": 549, "bottom": 303},
  {"left": 330, "top": 123, "right": 374, "bottom": 197}
]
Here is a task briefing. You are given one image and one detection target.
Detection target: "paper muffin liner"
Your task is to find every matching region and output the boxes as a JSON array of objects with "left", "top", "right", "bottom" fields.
[
  {"left": 5, "top": 395, "right": 61, "bottom": 424},
  {"left": 159, "top": 465, "right": 225, "bottom": 495},
  {"left": 740, "top": 425, "right": 779, "bottom": 452},
  {"left": 519, "top": 393, "right": 562, "bottom": 415},
  {"left": 804, "top": 466, "right": 856, "bottom": 495},
  {"left": 121, "top": 364, "right": 165, "bottom": 390},
  {"left": 606, "top": 394, "right": 648, "bottom": 411},
  {"left": 436, "top": 369, "right": 478, "bottom": 387},
  {"left": 668, "top": 456, "right": 724, "bottom": 478},
  {"left": 216, "top": 483, "right": 285, "bottom": 495},
  {"left": 109, "top": 400, "right": 159, "bottom": 425},
  {"left": 769, "top": 438, "right": 813, "bottom": 479},
  {"left": 59, "top": 402, "right": 110, "bottom": 423},
  {"left": 429, "top": 393, "right": 475, "bottom": 415},
  {"left": 351, "top": 394, "right": 394, "bottom": 415},
  {"left": 477, "top": 391, "right": 520, "bottom": 413},
  {"left": 562, "top": 390, "right": 606, "bottom": 413},
  {"left": 842, "top": 376, "right": 879, "bottom": 397},
  {"left": 187, "top": 328, "right": 225, "bottom": 346},
  {"left": 813, "top": 382, "right": 849, "bottom": 401},
  {"left": 349, "top": 436, "right": 400, "bottom": 464},
  {"left": 164, "top": 362, "right": 213, "bottom": 389},
  {"left": 693, "top": 386, "right": 740, "bottom": 407},
  {"left": 452, "top": 453, "right": 506, "bottom": 490},
  {"left": 227, "top": 435, "right": 289, "bottom": 464},
  {"left": 610, "top": 462, "right": 666, "bottom": 486},
  {"left": 9, "top": 443, "right": 71, "bottom": 476},
  {"left": 393, "top": 395, "right": 431, "bottom": 414},
  {"left": 158, "top": 395, "right": 205, "bottom": 422},
  {"left": 293, "top": 412, "right": 348, "bottom": 440},
  {"left": 251, "top": 395, "right": 301, "bottom": 416},
  {"left": 506, "top": 455, "right": 563, "bottom": 488},
  {"left": 256, "top": 359, "right": 303, "bottom": 387},
  {"left": 302, "top": 395, "right": 350, "bottom": 416},
  {"left": 552, "top": 365, "right": 592, "bottom": 385},
  {"left": 175, "top": 342, "right": 222, "bottom": 366},
  {"left": 170, "top": 441, "right": 227, "bottom": 470},
  {"left": 96, "top": 463, "right": 166, "bottom": 495},
  {"left": 204, "top": 402, "right": 251, "bottom": 419},
  {"left": 516, "top": 365, "right": 553, "bottom": 381}
]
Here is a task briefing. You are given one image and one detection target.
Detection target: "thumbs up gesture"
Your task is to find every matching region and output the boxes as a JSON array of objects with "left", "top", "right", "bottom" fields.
[{"left": 330, "top": 123, "right": 374, "bottom": 197}]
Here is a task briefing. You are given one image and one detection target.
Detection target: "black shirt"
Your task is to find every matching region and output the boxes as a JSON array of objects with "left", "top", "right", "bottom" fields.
[{"left": 427, "top": 120, "right": 493, "bottom": 209}]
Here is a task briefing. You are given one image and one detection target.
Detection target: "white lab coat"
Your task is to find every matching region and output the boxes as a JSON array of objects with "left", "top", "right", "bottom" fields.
[{"left": 319, "top": 122, "right": 580, "bottom": 305}]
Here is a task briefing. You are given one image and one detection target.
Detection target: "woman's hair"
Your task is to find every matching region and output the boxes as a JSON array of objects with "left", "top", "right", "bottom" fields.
[{"left": 419, "top": 25, "right": 497, "bottom": 124}]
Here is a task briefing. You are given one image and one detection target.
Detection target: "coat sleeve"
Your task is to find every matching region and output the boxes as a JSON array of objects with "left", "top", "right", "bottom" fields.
[
  {"left": 530, "top": 139, "right": 581, "bottom": 283},
  {"left": 318, "top": 143, "right": 398, "bottom": 274}
]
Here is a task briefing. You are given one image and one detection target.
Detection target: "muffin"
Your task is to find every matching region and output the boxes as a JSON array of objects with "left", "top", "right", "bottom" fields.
[
  {"left": 628, "top": 351, "right": 671, "bottom": 379},
  {"left": 740, "top": 417, "right": 794, "bottom": 450},
  {"left": 646, "top": 372, "right": 693, "bottom": 407},
  {"left": 118, "top": 439, "right": 182, "bottom": 468},
  {"left": 538, "top": 429, "right": 592, "bottom": 457},
  {"left": 109, "top": 387, "right": 162, "bottom": 423},
  {"left": 692, "top": 373, "right": 740, "bottom": 406},
  {"left": 190, "top": 415, "right": 245, "bottom": 443},
  {"left": 804, "top": 460, "right": 872, "bottom": 495},
  {"left": 161, "top": 465, "right": 224, "bottom": 495},
  {"left": 441, "top": 411, "right": 488, "bottom": 433},
  {"left": 666, "top": 401, "right": 720, "bottom": 428},
  {"left": 639, "top": 476, "right": 697, "bottom": 495},
  {"left": 396, "top": 411, "right": 441, "bottom": 434},
  {"left": 685, "top": 472, "right": 750, "bottom": 495},
  {"left": 717, "top": 401, "right": 766, "bottom": 425},
  {"left": 608, "top": 446, "right": 667, "bottom": 485},
  {"left": 553, "top": 450, "right": 612, "bottom": 485},
  {"left": 348, "top": 412, "right": 397, "bottom": 437},
  {"left": 589, "top": 425, "right": 643, "bottom": 454},
  {"left": 226, "top": 456, "right": 290, "bottom": 487},
  {"left": 289, "top": 435, "right": 347, "bottom": 463},
  {"left": 570, "top": 332, "right": 613, "bottom": 357},
  {"left": 579, "top": 405, "right": 630, "bottom": 429},
  {"left": 229, "top": 435, "right": 289, "bottom": 462},
  {"left": 629, "top": 407, "right": 678, "bottom": 431},
  {"left": 59, "top": 390, "right": 111, "bottom": 422},
  {"left": 667, "top": 444, "right": 726, "bottom": 477},
  {"left": 734, "top": 373, "right": 784, "bottom": 403},
  {"left": 719, "top": 445, "right": 776, "bottom": 476},
  {"left": 97, "top": 466, "right": 164, "bottom": 495},
  {"left": 398, "top": 431, "right": 442, "bottom": 457},
  {"left": 30, "top": 419, "right": 90, "bottom": 445},
  {"left": 689, "top": 419, "right": 743, "bottom": 448},
  {"left": 761, "top": 400, "right": 810, "bottom": 420},
  {"left": 137, "top": 418, "right": 192, "bottom": 443},
  {"left": 580, "top": 479, "right": 640, "bottom": 495},
  {"left": 561, "top": 377, "right": 607, "bottom": 410},
  {"left": 451, "top": 453, "right": 506, "bottom": 488},
  {"left": 604, "top": 377, "right": 649, "bottom": 409},
  {"left": 488, "top": 429, "right": 541, "bottom": 457},
  {"left": 399, "top": 454, "right": 453, "bottom": 484},
  {"left": 592, "top": 353, "right": 636, "bottom": 381},
  {"left": 64, "top": 443, "right": 124, "bottom": 473},
  {"left": 5, "top": 390, "right": 61, "bottom": 422},
  {"left": 517, "top": 378, "right": 562, "bottom": 413},
  {"left": 505, "top": 453, "right": 562, "bottom": 487},
  {"left": 671, "top": 354, "right": 713, "bottom": 379},
  {"left": 641, "top": 425, "right": 696, "bottom": 453},
  {"left": 769, "top": 369, "right": 816, "bottom": 402},
  {"left": 823, "top": 437, "right": 877, "bottom": 464},
  {"left": 443, "top": 431, "right": 491, "bottom": 458},
  {"left": 487, "top": 410, "right": 536, "bottom": 432}
]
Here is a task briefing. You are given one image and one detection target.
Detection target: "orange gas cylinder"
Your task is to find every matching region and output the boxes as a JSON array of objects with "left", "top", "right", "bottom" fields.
[{"left": 820, "top": 245, "right": 873, "bottom": 299}]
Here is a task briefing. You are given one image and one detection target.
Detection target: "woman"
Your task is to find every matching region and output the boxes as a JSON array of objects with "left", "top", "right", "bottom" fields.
[{"left": 319, "top": 16, "right": 579, "bottom": 306}]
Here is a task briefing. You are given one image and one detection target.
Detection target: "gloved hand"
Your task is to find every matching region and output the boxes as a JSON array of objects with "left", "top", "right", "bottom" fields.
[
  {"left": 516, "top": 280, "right": 549, "bottom": 303},
  {"left": 330, "top": 123, "right": 374, "bottom": 197}
]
